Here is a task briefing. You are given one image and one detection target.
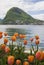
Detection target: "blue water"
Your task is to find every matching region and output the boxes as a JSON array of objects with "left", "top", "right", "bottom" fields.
[{"left": 0, "top": 25, "right": 44, "bottom": 49}]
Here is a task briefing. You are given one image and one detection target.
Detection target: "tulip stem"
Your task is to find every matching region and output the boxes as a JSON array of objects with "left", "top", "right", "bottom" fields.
[
  {"left": 11, "top": 41, "right": 13, "bottom": 55},
  {"left": 31, "top": 44, "right": 34, "bottom": 51},
  {"left": 37, "top": 45, "right": 38, "bottom": 51},
  {"left": 36, "top": 60, "right": 39, "bottom": 65},
  {"left": 2, "top": 56, "right": 6, "bottom": 65}
]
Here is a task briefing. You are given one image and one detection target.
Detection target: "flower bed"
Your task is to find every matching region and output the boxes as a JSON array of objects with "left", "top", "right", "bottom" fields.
[{"left": 0, "top": 32, "right": 44, "bottom": 65}]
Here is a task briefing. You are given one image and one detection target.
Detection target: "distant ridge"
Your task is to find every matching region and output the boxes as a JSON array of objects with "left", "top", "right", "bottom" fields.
[
  {"left": 2, "top": 7, "right": 44, "bottom": 25},
  {"left": 0, "top": 19, "right": 2, "bottom": 22}
]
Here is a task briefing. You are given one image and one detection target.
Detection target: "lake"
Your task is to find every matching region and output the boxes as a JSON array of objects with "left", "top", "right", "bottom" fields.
[{"left": 0, "top": 25, "right": 44, "bottom": 49}]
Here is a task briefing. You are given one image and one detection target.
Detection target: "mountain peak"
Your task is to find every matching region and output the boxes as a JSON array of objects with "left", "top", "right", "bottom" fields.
[
  {"left": 9, "top": 7, "right": 23, "bottom": 13},
  {"left": 3, "top": 7, "right": 44, "bottom": 25}
]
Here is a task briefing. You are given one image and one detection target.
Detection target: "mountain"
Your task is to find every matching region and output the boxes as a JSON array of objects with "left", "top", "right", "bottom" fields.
[
  {"left": 0, "top": 19, "right": 3, "bottom": 24},
  {"left": 0, "top": 19, "right": 2, "bottom": 22},
  {"left": 2, "top": 7, "right": 44, "bottom": 25}
]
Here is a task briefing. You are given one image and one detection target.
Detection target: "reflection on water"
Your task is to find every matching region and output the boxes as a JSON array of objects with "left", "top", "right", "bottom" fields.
[
  {"left": 0, "top": 25, "right": 44, "bottom": 49},
  {"left": 6, "top": 28, "right": 27, "bottom": 36}
]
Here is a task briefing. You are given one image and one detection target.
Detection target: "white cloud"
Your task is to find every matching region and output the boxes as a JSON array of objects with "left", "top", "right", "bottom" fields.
[
  {"left": 30, "top": 1, "right": 44, "bottom": 11},
  {"left": 0, "top": 0, "right": 44, "bottom": 20},
  {"left": 0, "top": 0, "right": 24, "bottom": 18},
  {"left": 32, "top": 14, "right": 44, "bottom": 20}
]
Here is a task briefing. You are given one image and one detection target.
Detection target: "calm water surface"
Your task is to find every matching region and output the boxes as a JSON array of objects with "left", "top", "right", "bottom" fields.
[{"left": 0, "top": 25, "right": 44, "bottom": 49}]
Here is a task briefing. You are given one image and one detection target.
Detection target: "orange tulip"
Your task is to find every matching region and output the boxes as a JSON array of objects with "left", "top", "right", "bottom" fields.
[
  {"left": 1, "top": 44, "right": 6, "bottom": 50},
  {"left": 35, "top": 35, "right": 39, "bottom": 40},
  {"left": 35, "top": 51, "right": 44, "bottom": 61},
  {"left": 4, "top": 32, "right": 8, "bottom": 36},
  {"left": 8, "top": 56, "right": 15, "bottom": 65},
  {"left": 42, "top": 52, "right": 44, "bottom": 60},
  {"left": 0, "top": 32, "right": 3, "bottom": 34},
  {"left": 16, "top": 60, "right": 21, "bottom": 65},
  {"left": 35, "top": 39, "right": 40, "bottom": 45},
  {"left": 36, "top": 51, "right": 42, "bottom": 60},
  {"left": 28, "top": 55, "right": 34, "bottom": 63},
  {"left": 35, "top": 51, "right": 41, "bottom": 60},
  {"left": 19, "top": 34, "right": 26, "bottom": 39},
  {"left": 14, "top": 32, "right": 18, "bottom": 37},
  {"left": 19, "top": 34, "right": 23, "bottom": 39},
  {"left": 30, "top": 38, "right": 34, "bottom": 42},
  {"left": 4, "top": 38, "right": 8, "bottom": 44},
  {"left": 5, "top": 47, "right": 10, "bottom": 53},
  {"left": 23, "top": 61, "right": 29, "bottom": 65},
  {"left": 41, "top": 52, "right": 44, "bottom": 60},
  {"left": 23, "top": 40, "right": 27, "bottom": 45},
  {"left": 23, "top": 34, "right": 26, "bottom": 38},
  {"left": 0, "top": 34, "right": 3, "bottom": 39},
  {"left": 11, "top": 36, "right": 16, "bottom": 41}
]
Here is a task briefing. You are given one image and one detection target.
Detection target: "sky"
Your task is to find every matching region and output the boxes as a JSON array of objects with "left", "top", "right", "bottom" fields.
[{"left": 0, "top": 0, "right": 44, "bottom": 20}]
